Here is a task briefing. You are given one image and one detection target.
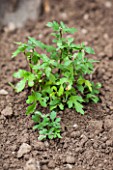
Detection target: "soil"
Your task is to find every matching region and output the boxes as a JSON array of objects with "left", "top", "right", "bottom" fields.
[{"left": 0, "top": 0, "right": 113, "bottom": 170}]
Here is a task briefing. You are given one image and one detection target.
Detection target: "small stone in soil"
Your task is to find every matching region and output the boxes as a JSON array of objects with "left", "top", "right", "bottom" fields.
[
  {"left": 66, "top": 155, "right": 75, "bottom": 164},
  {"left": 41, "top": 165, "right": 49, "bottom": 170},
  {"left": 66, "top": 163, "right": 73, "bottom": 169},
  {"left": 72, "top": 123, "right": 78, "bottom": 130},
  {"left": 17, "top": 143, "right": 31, "bottom": 158},
  {"left": 88, "top": 120, "right": 103, "bottom": 136},
  {"left": 0, "top": 89, "right": 8, "bottom": 95},
  {"left": 105, "top": 1, "right": 112, "bottom": 8},
  {"left": 48, "top": 160, "right": 55, "bottom": 168},
  {"left": 24, "top": 158, "right": 40, "bottom": 170},
  {"left": 33, "top": 141, "right": 45, "bottom": 150},
  {"left": 70, "top": 131, "right": 81, "bottom": 138},
  {"left": 104, "top": 118, "right": 113, "bottom": 130},
  {"left": 1, "top": 106, "right": 13, "bottom": 117}
]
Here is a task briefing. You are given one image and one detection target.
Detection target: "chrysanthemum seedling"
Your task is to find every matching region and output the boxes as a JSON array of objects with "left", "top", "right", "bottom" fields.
[{"left": 12, "top": 21, "right": 101, "bottom": 140}]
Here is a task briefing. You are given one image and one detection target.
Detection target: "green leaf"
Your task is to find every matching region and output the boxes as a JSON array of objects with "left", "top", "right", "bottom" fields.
[
  {"left": 84, "top": 46, "right": 95, "bottom": 54},
  {"left": 77, "top": 77, "right": 85, "bottom": 85},
  {"left": 38, "top": 135, "right": 46, "bottom": 141},
  {"left": 75, "top": 95, "right": 84, "bottom": 102},
  {"left": 67, "top": 99, "right": 73, "bottom": 108},
  {"left": 28, "top": 37, "right": 45, "bottom": 49},
  {"left": 67, "top": 95, "right": 84, "bottom": 114},
  {"left": 58, "top": 85, "right": 64, "bottom": 96},
  {"left": 28, "top": 80, "right": 34, "bottom": 87},
  {"left": 32, "top": 112, "right": 42, "bottom": 123},
  {"left": 50, "top": 105, "right": 57, "bottom": 110},
  {"left": 13, "top": 69, "right": 25, "bottom": 78},
  {"left": 85, "top": 80, "right": 92, "bottom": 91},
  {"left": 59, "top": 103, "right": 64, "bottom": 110},
  {"left": 15, "top": 79, "right": 26, "bottom": 92},
  {"left": 47, "top": 21, "right": 59, "bottom": 31},
  {"left": 26, "top": 102, "right": 36, "bottom": 115},
  {"left": 78, "top": 51, "right": 85, "bottom": 59},
  {"left": 96, "top": 83, "right": 102, "bottom": 89},
  {"left": 46, "top": 22, "right": 53, "bottom": 27},
  {"left": 45, "top": 67, "right": 51, "bottom": 77},
  {"left": 50, "top": 99, "right": 60, "bottom": 106},
  {"left": 50, "top": 111, "right": 56, "bottom": 121},
  {"left": 65, "top": 27, "right": 77, "bottom": 34},
  {"left": 12, "top": 44, "right": 27, "bottom": 58},
  {"left": 57, "top": 133, "right": 62, "bottom": 138},
  {"left": 77, "top": 85, "right": 84, "bottom": 93},
  {"left": 74, "top": 101, "right": 84, "bottom": 115}
]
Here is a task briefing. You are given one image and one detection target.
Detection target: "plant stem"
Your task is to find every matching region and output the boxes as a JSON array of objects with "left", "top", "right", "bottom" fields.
[{"left": 58, "top": 27, "right": 63, "bottom": 76}]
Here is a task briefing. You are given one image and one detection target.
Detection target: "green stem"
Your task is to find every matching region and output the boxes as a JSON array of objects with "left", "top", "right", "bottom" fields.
[{"left": 58, "top": 27, "right": 63, "bottom": 76}]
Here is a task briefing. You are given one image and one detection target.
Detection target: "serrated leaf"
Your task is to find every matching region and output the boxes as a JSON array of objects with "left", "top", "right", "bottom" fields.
[
  {"left": 75, "top": 95, "right": 84, "bottom": 102},
  {"left": 84, "top": 46, "right": 95, "bottom": 54},
  {"left": 38, "top": 135, "right": 46, "bottom": 141},
  {"left": 77, "top": 77, "right": 85, "bottom": 85},
  {"left": 67, "top": 99, "right": 73, "bottom": 108},
  {"left": 28, "top": 37, "right": 45, "bottom": 49},
  {"left": 78, "top": 51, "right": 85, "bottom": 59},
  {"left": 59, "top": 103, "right": 64, "bottom": 110},
  {"left": 15, "top": 79, "right": 26, "bottom": 92},
  {"left": 57, "top": 133, "right": 62, "bottom": 138},
  {"left": 85, "top": 80, "right": 92, "bottom": 91},
  {"left": 12, "top": 44, "right": 27, "bottom": 58},
  {"left": 50, "top": 99, "right": 60, "bottom": 106},
  {"left": 58, "top": 85, "right": 64, "bottom": 96},
  {"left": 50, "top": 105, "right": 57, "bottom": 110},
  {"left": 46, "top": 22, "right": 53, "bottom": 27},
  {"left": 65, "top": 27, "right": 77, "bottom": 34},
  {"left": 26, "top": 94, "right": 35, "bottom": 104},
  {"left": 13, "top": 69, "right": 25, "bottom": 78},
  {"left": 26, "top": 102, "right": 36, "bottom": 115},
  {"left": 45, "top": 67, "right": 51, "bottom": 77},
  {"left": 77, "top": 85, "right": 84, "bottom": 93},
  {"left": 32, "top": 113, "right": 41, "bottom": 123},
  {"left": 50, "top": 111, "right": 56, "bottom": 121},
  {"left": 28, "top": 80, "right": 34, "bottom": 87},
  {"left": 74, "top": 101, "right": 84, "bottom": 115},
  {"left": 96, "top": 83, "right": 102, "bottom": 89}
]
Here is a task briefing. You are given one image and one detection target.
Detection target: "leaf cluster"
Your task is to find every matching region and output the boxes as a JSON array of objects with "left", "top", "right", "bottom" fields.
[
  {"left": 32, "top": 111, "right": 61, "bottom": 140},
  {"left": 12, "top": 21, "right": 101, "bottom": 140}
]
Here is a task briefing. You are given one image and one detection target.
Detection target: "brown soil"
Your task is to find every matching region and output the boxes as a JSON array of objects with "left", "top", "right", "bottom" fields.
[{"left": 0, "top": 0, "right": 113, "bottom": 170}]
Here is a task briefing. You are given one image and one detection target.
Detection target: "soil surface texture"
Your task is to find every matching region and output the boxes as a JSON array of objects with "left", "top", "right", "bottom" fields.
[{"left": 0, "top": 0, "right": 113, "bottom": 170}]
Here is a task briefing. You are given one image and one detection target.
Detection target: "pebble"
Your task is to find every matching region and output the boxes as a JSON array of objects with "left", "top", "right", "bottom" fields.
[
  {"left": 106, "top": 140, "right": 113, "bottom": 146},
  {"left": 60, "top": 12, "right": 68, "bottom": 21},
  {"left": 88, "top": 120, "right": 103, "bottom": 136},
  {"left": 70, "top": 131, "right": 81, "bottom": 138},
  {"left": 24, "top": 158, "right": 40, "bottom": 170},
  {"left": 66, "top": 155, "right": 75, "bottom": 164},
  {"left": 17, "top": 143, "right": 31, "bottom": 158},
  {"left": 4, "top": 22, "right": 16, "bottom": 32},
  {"left": 66, "top": 164, "right": 73, "bottom": 169},
  {"left": 1, "top": 106, "right": 13, "bottom": 117},
  {"left": 41, "top": 165, "right": 49, "bottom": 170},
  {"left": 81, "top": 28, "right": 88, "bottom": 34},
  {"left": 105, "top": 1, "right": 112, "bottom": 8},
  {"left": 33, "top": 141, "right": 45, "bottom": 150},
  {"left": 104, "top": 118, "right": 113, "bottom": 130},
  {"left": 72, "top": 123, "right": 78, "bottom": 130},
  {"left": 54, "top": 168, "right": 60, "bottom": 170},
  {"left": 48, "top": 160, "right": 55, "bottom": 168},
  {"left": 83, "top": 14, "right": 89, "bottom": 20},
  {"left": 0, "top": 89, "right": 8, "bottom": 95}
]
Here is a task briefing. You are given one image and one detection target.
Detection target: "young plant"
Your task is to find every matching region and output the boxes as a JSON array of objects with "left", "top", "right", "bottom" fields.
[
  {"left": 32, "top": 111, "right": 61, "bottom": 140},
  {"left": 12, "top": 21, "right": 101, "bottom": 139}
]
